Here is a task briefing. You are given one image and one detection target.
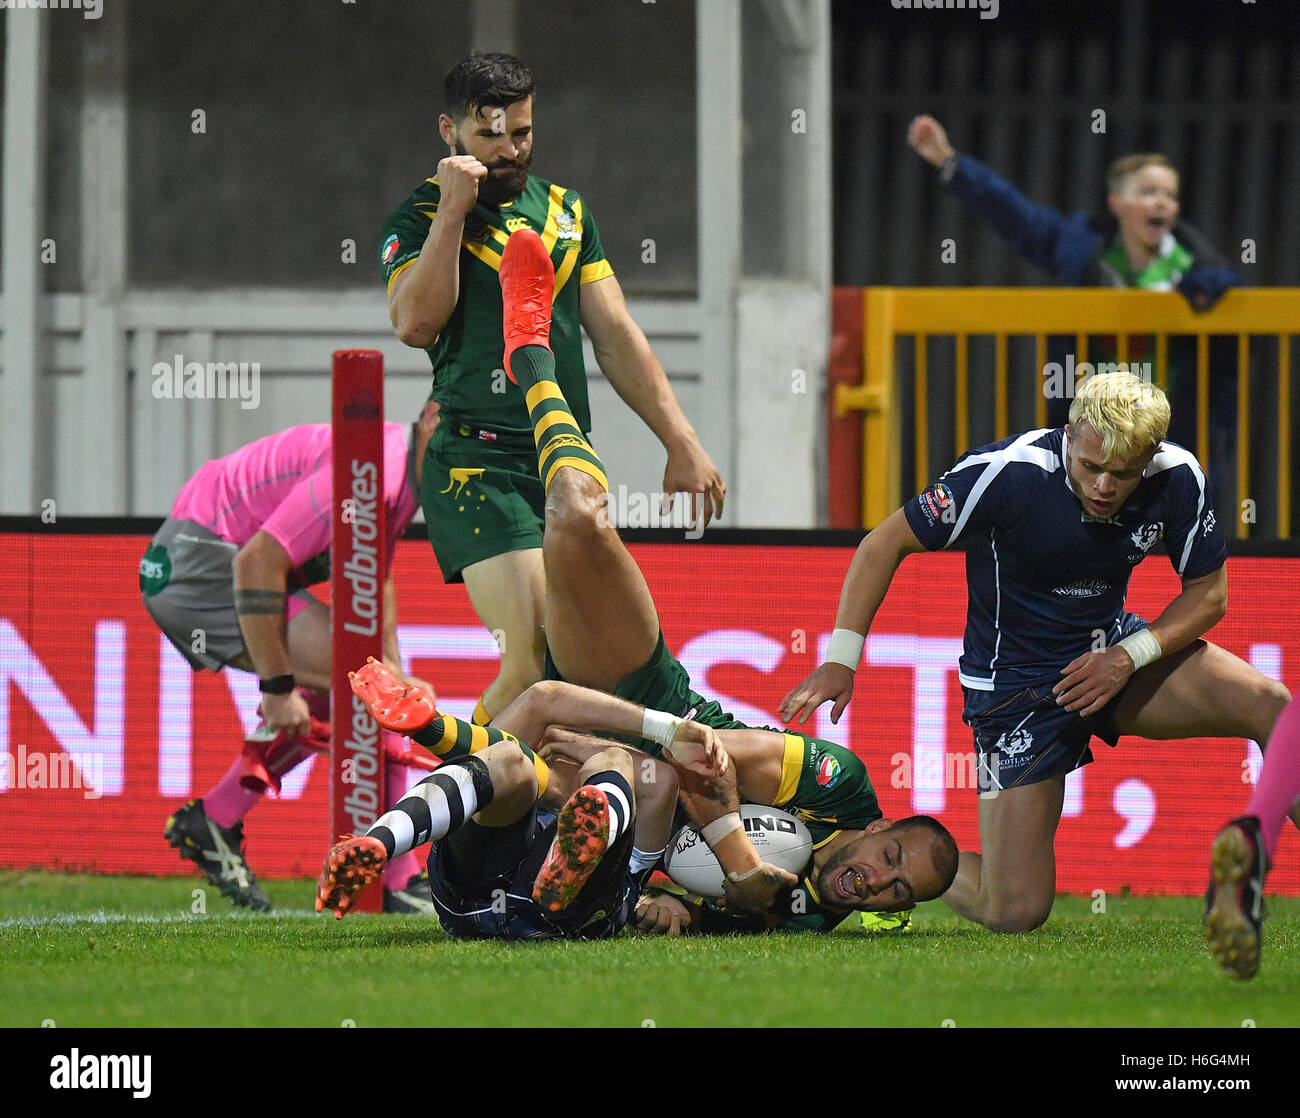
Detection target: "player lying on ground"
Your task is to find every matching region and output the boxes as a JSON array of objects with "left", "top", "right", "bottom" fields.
[
  {"left": 318, "top": 672, "right": 726, "bottom": 939},
  {"left": 325, "top": 228, "right": 959, "bottom": 934},
  {"left": 781, "top": 370, "right": 1292, "bottom": 934},
  {"left": 141, "top": 410, "right": 440, "bottom": 913},
  {"left": 1205, "top": 697, "right": 1300, "bottom": 979}
]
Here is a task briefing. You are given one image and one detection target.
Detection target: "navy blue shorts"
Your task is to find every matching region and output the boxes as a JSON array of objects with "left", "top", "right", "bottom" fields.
[
  {"left": 425, "top": 806, "right": 645, "bottom": 940},
  {"left": 963, "top": 612, "right": 1147, "bottom": 791}
]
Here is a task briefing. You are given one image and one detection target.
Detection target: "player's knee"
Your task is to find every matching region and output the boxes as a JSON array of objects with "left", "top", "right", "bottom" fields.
[
  {"left": 544, "top": 473, "right": 608, "bottom": 543},
  {"left": 635, "top": 757, "right": 678, "bottom": 810},
  {"left": 1260, "top": 677, "right": 1293, "bottom": 723},
  {"left": 983, "top": 899, "right": 1051, "bottom": 934},
  {"left": 587, "top": 746, "right": 633, "bottom": 781},
  {"left": 483, "top": 740, "right": 537, "bottom": 797}
]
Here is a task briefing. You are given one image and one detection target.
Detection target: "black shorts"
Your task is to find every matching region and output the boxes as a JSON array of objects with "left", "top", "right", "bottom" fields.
[
  {"left": 426, "top": 805, "right": 644, "bottom": 940},
  {"left": 963, "top": 612, "right": 1147, "bottom": 791}
]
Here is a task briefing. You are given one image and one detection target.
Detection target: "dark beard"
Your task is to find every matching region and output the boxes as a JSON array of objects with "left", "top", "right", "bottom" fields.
[{"left": 455, "top": 140, "right": 531, "bottom": 207}]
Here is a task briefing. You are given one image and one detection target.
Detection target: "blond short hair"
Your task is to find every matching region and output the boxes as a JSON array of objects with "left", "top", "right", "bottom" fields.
[
  {"left": 1068, "top": 371, "right": 1171, "bottom": 462},
  {"left": 1107, "top": 153, "right": 1178, "bottom": 196}
]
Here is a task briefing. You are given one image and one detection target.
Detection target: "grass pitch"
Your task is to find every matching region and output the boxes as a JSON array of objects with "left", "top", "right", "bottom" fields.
[{"left": 2, "top": 870, "right": 1297, "bottom": 1028}]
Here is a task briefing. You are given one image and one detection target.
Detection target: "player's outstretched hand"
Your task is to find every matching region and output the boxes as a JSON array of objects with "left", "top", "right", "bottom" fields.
[
  {"left": 436, "top": 154, "right": 489, "bottom": 218},
  {"left": 907, "top": 114, "right": 956, "bottom": 169},
  {"left": 664, "top": 721, "right": 729, "bottom": 777},
  {"left": 662, "top": 440, "right": 726, "bottom": 534},
  {"left": 723, "top": 862, "right": 800, "bottom": 916},
  {"left": 1053, "top": 646, "right": 1136, "bottom": 716},
  {"left": 633, "top": 891, "right": 694, "bottom": 936},
  {"left": 779, "top": 662, "right": 855, "bottom": 726}
]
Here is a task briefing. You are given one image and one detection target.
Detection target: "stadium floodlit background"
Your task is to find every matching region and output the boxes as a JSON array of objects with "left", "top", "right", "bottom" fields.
[{"left": 3, "top": 0, "right": 1300, "bottom": 911}]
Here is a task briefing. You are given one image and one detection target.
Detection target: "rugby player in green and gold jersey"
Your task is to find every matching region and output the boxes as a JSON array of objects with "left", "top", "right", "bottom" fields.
[{"left": 381, "top": 52, "right": 724, "bottom": 727}]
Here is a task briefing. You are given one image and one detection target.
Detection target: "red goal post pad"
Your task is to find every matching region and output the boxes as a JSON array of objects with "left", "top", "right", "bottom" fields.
[{"left": 330, "top": 350, "right": 387, "bottom": 913}]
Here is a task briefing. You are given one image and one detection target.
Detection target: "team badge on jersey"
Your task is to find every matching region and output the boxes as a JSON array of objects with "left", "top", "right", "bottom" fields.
[
  {"left": 381, "top": 234, "right": 400, "bottom": 265},
  {"left": 553, "top": 211, "right": 582, "bottom": 244},
  {"left": 816, "top": 753, "right": 842, "bottom": 788},
  {"left": 919, "top": 482, "right": 955, "bottom": 526},
  {"left": 1129, "top": 522, "right": 1163, "bottom": 553}
]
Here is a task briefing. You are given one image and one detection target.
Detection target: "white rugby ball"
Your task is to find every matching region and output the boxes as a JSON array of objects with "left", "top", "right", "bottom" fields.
[{"left": 663, "top": 804, "right": 813, "bottom": 900}]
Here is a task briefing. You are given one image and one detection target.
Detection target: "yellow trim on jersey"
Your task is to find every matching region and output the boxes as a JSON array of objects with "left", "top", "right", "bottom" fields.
[
  {"left": 385, "top": 257, "right": 418, "bottom": 295},
  {"left": 540, "top": 183, "right": 567, "bottom": 254},
  {"left": 580, "top": 260, "right": 615, "bottom": 285},
  {"left": 533, "top": 753, "right": 550, "bottom": 798},
  {"left": 544, "top": 457, "right": 608, "bottom": 492},
  {"left": 812, "top": 828, "right": 843, "bottom": 851},
  {"left": 463, "top": 238, "right": 503, "bottom": 272},
  {"left": 774, "top": 733, "right": 805, "bottom": 807},
  {"left": 525, "top": 380, "right": 566, "bottom": 412},
  {"left": 553, "top": 247, "right": 580, "bottom": 301}
]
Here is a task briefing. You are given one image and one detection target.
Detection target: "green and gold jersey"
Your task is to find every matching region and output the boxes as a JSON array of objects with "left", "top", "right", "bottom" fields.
[
  {"left": 379, "top": 173, "right": 614, "bottom": 437},
  {"left": 673, "top": 733, "right": 883, "bottom": 935}
]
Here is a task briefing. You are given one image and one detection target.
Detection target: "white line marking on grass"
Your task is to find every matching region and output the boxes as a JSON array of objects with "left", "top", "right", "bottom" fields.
[{"left": 0, "top": 909, "right": 322, "bottom": 928}]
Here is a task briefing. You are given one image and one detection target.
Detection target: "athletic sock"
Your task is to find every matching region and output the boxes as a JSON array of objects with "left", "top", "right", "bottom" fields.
[
  {"left": 472, "top": 697, "right": 493, "bottom": 727},
  {"left": 367, "top": 755, "right": 496, "bottom": 859},
  {"left": 583, "top": 770, "right": 634, "bottom": 846},
  {"left": 1246, "top": 698, "right": 1300, "bottom": 861},
  {"left": 381, "top": 756, "right": 421, "bottom": 887},
  {"left": 204, "top": 759, "right": 263, "bottom": 828},
  {"left": 509, "top": 344, "right": 608, "bottom": 493},
  {"left": 629, "top": 845, "right": 666, "bottom": 874},
  {"left": 410, "top": 712, "right": 549, "bottom": 799}
]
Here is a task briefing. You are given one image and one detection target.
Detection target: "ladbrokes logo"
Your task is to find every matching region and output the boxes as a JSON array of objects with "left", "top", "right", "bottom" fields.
[{"left": 342, "top": 459, "right": 381, "bottom": 638}]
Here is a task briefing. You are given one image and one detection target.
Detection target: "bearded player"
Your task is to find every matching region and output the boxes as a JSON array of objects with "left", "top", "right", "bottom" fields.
[
  {"left": 141, "top": 408, "right": 438, "bottom": 912},
  {"left": 781, "top": 371, "right": 1292, "bottom": 935},
  {"left": 381, "top": 51, "right": 724, "bottom": 733},
  {"left": 319, "top": 229, "right": 959, "bottom": 934}
]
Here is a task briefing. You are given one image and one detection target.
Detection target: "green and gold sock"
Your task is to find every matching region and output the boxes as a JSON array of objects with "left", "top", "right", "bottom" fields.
[{"left": 510, "top": 344, "right": 608, "bottom": 493}]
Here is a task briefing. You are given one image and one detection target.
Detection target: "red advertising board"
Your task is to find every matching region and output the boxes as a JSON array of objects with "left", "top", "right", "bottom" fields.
[{"left": 2, "top": 531, "right": 1298, "bottom": 895}]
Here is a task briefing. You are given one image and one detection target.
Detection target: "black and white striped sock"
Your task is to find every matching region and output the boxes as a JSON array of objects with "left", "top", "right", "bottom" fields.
[
  {"left": 367, "top": 756, "right": 495, "bottom": 858},
  {"left": 584, "top": 771, "right": 634, "bottom": 845}
]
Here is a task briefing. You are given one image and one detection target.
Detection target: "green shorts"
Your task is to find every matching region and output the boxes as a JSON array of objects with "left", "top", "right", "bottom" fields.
[
  {"left": 545, "top": 632, "right": 747, "bottom": 755},
  {"left": 421, "top": 421, "right": 547, "bottom": 583}
]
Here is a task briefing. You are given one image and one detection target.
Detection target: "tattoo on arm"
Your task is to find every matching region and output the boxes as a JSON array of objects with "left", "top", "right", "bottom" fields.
[{"left": 234, "top": 589, "right": 287, "bottom": 616}]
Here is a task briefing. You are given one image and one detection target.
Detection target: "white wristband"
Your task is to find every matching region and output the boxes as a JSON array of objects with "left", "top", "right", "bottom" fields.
[
  {"left": 701, "top": 812, "right": 742, "bottom": 846},
  {"left": 641, "top": 708, "right": 683, "bottom": 752},
  {"left": 1117, "top": 628, "right": 1163, "bottom": 671},
  {"left": 824, "top": 628, "right": 866, "bottom": 670}
]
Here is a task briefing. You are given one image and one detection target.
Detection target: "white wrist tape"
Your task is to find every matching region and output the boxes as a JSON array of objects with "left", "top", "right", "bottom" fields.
[
  {"left": 824, "top": 628, "right": 866, "bottom": 670},
  {"left": 1117, "top": 628, "right": 1163, "bottom": 671},
  {"left": 641, "top": 708, "right": 684, "bottom": 752},
  {"left": 701, "top": 812, "right": 742, "bottom": 846},
  {"left": 727, "top": 865, "right": 764, "bottom": 884}
]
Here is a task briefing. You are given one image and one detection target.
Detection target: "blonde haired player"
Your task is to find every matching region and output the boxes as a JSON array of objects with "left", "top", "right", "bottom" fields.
[{"left": 782, "top": 370, "right": 1292, "bottom": 934}]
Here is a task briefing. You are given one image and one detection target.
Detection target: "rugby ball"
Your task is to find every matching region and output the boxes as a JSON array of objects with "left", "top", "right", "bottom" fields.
[{"left": 663, "top": 804, "right": 813, "bottom": 900}]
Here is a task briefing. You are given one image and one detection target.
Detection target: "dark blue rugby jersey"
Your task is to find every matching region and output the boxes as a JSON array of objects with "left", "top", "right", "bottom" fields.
[{"left": 902, "top": 428, "right": 1227, "bottom": 692}]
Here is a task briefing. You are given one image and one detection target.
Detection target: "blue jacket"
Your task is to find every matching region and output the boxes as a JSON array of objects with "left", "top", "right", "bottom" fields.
[{"left": 941, "top": 153, "right": 1241, "bottom": 310}]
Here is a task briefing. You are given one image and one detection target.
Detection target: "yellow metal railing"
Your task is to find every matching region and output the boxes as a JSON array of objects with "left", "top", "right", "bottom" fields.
[{"left": 836, "top": 288, "right": 1298, "bottom": 538}]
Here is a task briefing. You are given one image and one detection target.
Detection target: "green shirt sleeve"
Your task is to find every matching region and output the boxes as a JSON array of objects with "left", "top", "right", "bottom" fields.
[
  {"left": 379, "top": 182, "right": 439, "bottom": 292},
  {"left": 575, "top": 193, "right": 614, "bottom": 284}
]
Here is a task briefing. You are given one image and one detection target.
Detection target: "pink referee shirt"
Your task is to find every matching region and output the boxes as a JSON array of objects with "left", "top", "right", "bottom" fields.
[{"left": 171, "top": 423, "right": 417, "bottom": 585}]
